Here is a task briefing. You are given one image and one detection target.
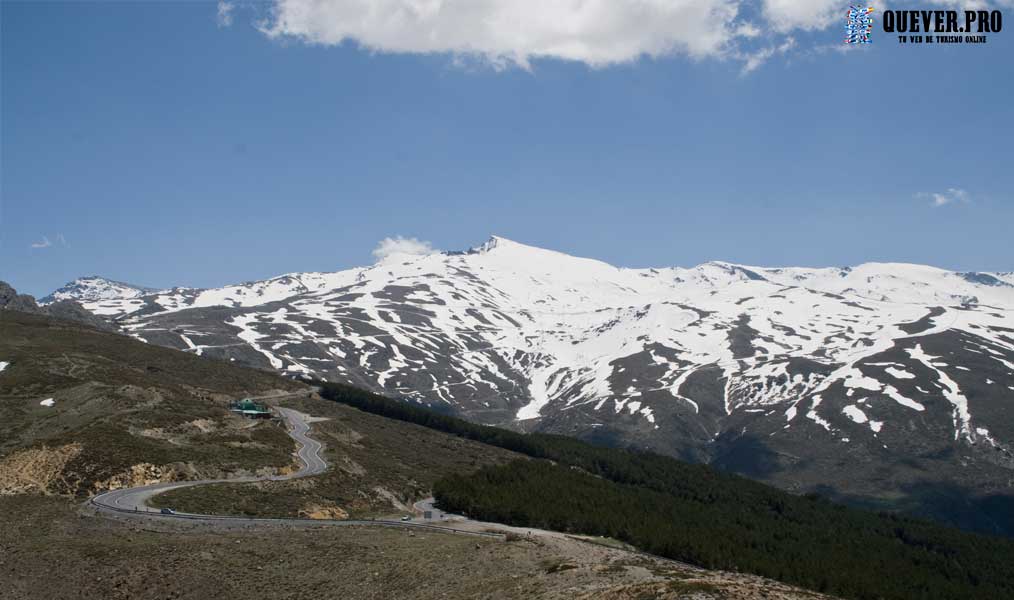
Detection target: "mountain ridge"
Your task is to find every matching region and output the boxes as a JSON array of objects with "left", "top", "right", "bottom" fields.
[
  {"left": 46, "top": 236, "right": 1014, "bottom": 534},
  {"left": 49, "top": 235, "right": 1014, "bottom": 305}
]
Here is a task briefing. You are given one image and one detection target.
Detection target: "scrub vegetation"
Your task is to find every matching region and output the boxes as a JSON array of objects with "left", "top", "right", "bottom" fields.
[{"left": 319, "top": 382, "right": 1014, "bottom": 600}]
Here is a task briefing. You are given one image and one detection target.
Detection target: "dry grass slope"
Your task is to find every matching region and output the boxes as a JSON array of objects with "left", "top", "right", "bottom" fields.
[
  {"left": 1, "top": 496, "right": 838, "bottom": 600},
  {"left": 0, "top": 311, "right": 305, "bottom": 495},
  {"left": 153, "top": 396, "right": 522, "bottom": 518}
]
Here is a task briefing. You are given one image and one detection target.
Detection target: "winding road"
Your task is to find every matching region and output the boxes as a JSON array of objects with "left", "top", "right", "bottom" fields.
[
  {"left": 87, "top": 394, "right": 696, "bottom": 570},
  {"left": 83, "top": 390, "right": 714, "bottom": 584},
  {"left": 91, "top": 405, "right": 328, "bottom": 515},
  {"left": 89, "top": 398, "right": 501, "bottom": 538}
]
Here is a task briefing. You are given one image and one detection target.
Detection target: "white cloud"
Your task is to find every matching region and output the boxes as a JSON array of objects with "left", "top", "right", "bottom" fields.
[
  {"left": 372, "top": 236, "right": 437, "bottom": 262},
  {"left": 739, "top": 36, "right": 795, "bottom": 74},
  {"left": 258, "top": 0, "right": 751, "bottom": 68},
  {"left": 217, "top": 1, "right": 235, "bottom": 27},
  {"left": 249, "top": 0, "right": 1011, "bottom": 72},
  {"left": 918, "top": 188, "right": 971, "bottom": 207},
  {"left": 761, "top": 0, "right": 842, "bottom": 32},
  {"left": 30, "top": 236, "right": 52, "bottom": 249},
  {"left": 734, "top": 22, "right": 762, "bottom": 38}
]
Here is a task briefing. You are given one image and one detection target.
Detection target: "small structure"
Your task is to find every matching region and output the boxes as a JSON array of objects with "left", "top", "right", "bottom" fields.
[{"left": 228, "top": 398, "right": 272, "bottom": 419}]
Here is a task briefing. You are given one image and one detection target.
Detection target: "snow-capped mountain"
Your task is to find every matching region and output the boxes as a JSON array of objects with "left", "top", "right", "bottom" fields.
[
  {"left": 40, "top": 276, "right": 160, "bottom": 311},
  {"left": 52, "top": 236, "right": 1014, "bottom": 533}
]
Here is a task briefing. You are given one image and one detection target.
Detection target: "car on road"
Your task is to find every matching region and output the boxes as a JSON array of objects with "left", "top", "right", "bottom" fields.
[
  {"left": 400, "top": 515, "right": 411, "bottom": 521},
  {"left": 160, "top": 508, "right": 175, "bottom": 515}
]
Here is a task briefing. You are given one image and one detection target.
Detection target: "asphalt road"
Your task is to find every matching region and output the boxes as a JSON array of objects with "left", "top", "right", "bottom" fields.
[
  {"left": 86, "top": 392, "right": 699, "bottom": 563},
  {"left": 410, "top": 496, "right": 566, "bottom": 539},
  {"left": 88, "top": 396, "right": 503, "bottom": 539},
  {"left": 412, "top": 497, "right": 457, "bottom": 522},
  {"left": 91, "top": 402, "right": 325, "bottom": 515},
  {"left": 275, "top": 406, "right": 327, "bottom": 478}
]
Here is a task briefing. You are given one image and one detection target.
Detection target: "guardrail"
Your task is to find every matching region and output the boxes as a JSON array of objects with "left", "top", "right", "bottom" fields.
[{"left": 88, "top": 498, "right": 506, "bottom": 540}]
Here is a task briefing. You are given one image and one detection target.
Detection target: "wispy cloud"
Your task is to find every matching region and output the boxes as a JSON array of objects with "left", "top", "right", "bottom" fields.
[
  {"left": 217, "top": 1, "right": 234, "bottom": 28},
  {"left": 372, "top": 236, "right": 437, "bottom": 262},
  {"left": 739, "top": 37, "right": 796, "bottom": 75},
  {"left": 29, "top": 233, "right": 68, "bottom": 249},
  {"left": 918, "top": 188, "right": 971, "bottom": 207}
]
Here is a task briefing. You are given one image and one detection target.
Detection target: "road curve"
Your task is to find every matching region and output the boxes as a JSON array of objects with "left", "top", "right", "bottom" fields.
[
  {"left": 411, "top": 496, "right": 566, "bottom": 539},
  {"left": 91, "top": 405, "right": 326, "bottom": 515},
  {"left": 88, "top": 399, "right": 502, "bottom": 539},
  {"left": 275, "top": 406, "right": 327, "bottom": 478}
]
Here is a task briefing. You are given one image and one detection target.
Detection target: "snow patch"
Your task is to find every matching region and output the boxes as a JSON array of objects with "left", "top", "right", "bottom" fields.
[
  {"left": 842, "top": 405, "right": 868, "bottom": 424},
  {"left": 806, "top": 395, "right": 833, "bottom": 432},
  {"left": 884, "top": 366, "right": 915, "bottom": 380},
  {"left": 229, "top": 314, "right": 284, "bottom": 369},
  {"left": 179, "top": 333, "right": 203, "bottom": 356},
  {"left": 906, "top": 344, "right": 972, "bottom": 441}
]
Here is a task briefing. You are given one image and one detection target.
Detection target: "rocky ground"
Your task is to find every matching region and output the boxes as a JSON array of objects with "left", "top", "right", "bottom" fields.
[{"left": 1, "top": 496, "right": 836, "bottom": 600}]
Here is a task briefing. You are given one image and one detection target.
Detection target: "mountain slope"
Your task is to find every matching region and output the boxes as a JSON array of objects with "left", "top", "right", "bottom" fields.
[
  {"left": 40, "top": 275, "right": 160, "bottom": 302},
  {"left": 51, "top": 237, "right": 1014, "bottom": 533},
  {"left": 0, "top": 310, "right": 304, "bottom": 495},
  {"left": 1, "top": 317, "right": 835, "bottom": 600},
  {"left": 1, "top": 280, "right": 117, "bottom": 331}
]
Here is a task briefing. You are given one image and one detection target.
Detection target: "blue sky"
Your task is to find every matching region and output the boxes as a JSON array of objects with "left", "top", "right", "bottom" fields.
[{"left": 3, "top": 1, "right": 1012, "bottom": 297}]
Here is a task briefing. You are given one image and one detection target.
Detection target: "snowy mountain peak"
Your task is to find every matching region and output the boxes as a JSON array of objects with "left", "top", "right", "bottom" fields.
[
  {"left": 470, "top": 235, "right": 509, "bottom": 253},
  {"left": 694, "top": 262, "right": 770, "bottom": 282},
  {"left": 40, "top": 276, "right": 159, "bottom": 305},
  {"left": 468, "top": 235, "right": 550, "bottom": 255}
]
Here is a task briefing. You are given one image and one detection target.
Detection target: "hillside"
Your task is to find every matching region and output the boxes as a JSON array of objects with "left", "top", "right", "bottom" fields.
[
  {"left": 317, "top": 382, "right": 1014, "bottom": 600},
  {"left": 4, "top": 304, "right": 1011, "bottom": 600},
  {"left": 48, "top": 236, "right": 1014, "bottom": 534},
  {"left": 0, "top": 309, "right": 304, "bottom": 495},
  {"left": 149, "top": 394, "right": 522, "bottom": 519},
  {"left": 0, "top": 303, "right": 515, "bottom": 515},
  {"left": 2, "top": 497, "right": 839, "bottom": 600},
  {"left": 0, "top": 310, "right": 836, "bottom": 600},
  {"left": 1, "top": 280, "right": 116, "bottom": 332}
]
